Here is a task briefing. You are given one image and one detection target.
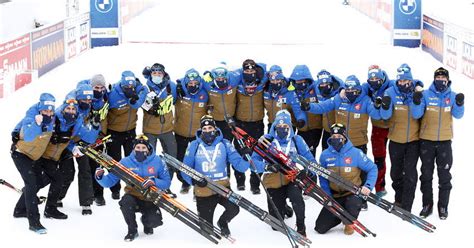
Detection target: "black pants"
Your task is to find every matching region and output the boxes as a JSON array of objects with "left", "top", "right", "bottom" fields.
[
  {"left": 298, "top": 128, "right": 322, "bottom": 158},
  {"left": 419, "top": 139, "right": 453, "bottom": 208},
  {"left": 106, "top": 129, "right": 137, "bottom": 194},
  {"left": 119, "top": 194, "right": 163, "bottom": 233},
  {"left": 321, "top": 130, "right": 331, "bottom": 150},
  {"left": 268, "top": 183, "right": 305, "bottom": 227},
  {"left": 12, "top": 151, "right": 46, "bottom": 225},
  {"left": 234, "top": 119, "right": 264, "bottom": 190},
  {"left": 175, "top": 134, "right": 196, "bottom": 187},
  {"left": 315, "top": 194, "right": 362, "bottom": 234},
  {"left": 196, "top": 193, "right": 239, "bottom": 225},
  {"left": 389, "top": 140, "right": 420, "bottom": 212},
  {"left": 58, "top": 152, "right": 94, "bottom": 206}
]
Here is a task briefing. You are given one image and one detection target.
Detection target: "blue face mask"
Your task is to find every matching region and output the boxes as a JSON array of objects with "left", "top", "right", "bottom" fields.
[
  {"left": 63, "top": 112, "right": 77, "bottom": 123},
  {"left": 345, "top": 90, "right": 360, "bottom": 103},
  {"left": 397, "top": 82, "right": 414, "bottom": 94},
  {"left": 434, "top": 80, "right": 448, "bottom": 92},
  {"left": 329, "top": 137, "right": 344, "bottom": 152},
  {"left": 151, "top": 75, "right": 163, "bottom": 85},
  {"left": 275, "top": 126, "right": 289, "bottom": 140},
  {"left": 135, "top": 151, "right": 148, "bottom": 162},
  {"left": 201, "top": 131, "right": 217, "bottom": 145},
  {"left": 41, "top": 114, "right": 52, "bottom": 124},
  {"left": 78, "top": 101, "right": 90, "bottom": 111},
  {"left": 93, "top": 90, "right": 104, "bottom": 99}
]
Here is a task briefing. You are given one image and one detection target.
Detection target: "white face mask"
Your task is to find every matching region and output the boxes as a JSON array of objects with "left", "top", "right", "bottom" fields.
[{"left": 152, "top": 75, "right": 163, "bottom": 85}]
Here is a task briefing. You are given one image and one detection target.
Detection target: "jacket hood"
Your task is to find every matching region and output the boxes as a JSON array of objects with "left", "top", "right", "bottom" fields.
[{"left": 289, "top": 65, "right": 314, "bottom": 82}]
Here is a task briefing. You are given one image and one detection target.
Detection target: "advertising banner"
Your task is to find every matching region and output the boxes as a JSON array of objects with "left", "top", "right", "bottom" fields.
[
  {"left": 422, "top": 15, "right": 444, "bottom": 63},
  {"left": 0, "top": 34, "right": 32, "bottom": 98},
  {"left": 64, "top": 12, "right": 90, "bottom": 60},
  {"left": 393, "top": 0, "right": 422, "bottom": 47},
  {"left": 32, "top": 22, "right": 65, "bottom": 77},
  {"left": 90, "top": 0, "right": 121, "bottom": 47}
]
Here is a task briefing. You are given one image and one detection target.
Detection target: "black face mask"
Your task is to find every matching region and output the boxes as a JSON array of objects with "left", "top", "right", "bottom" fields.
[
  {"left": 135, "top": 151, "right": 148, "bottom": 162},
  {"left": 295, "top": 81, "right": 308, "bottom": 92},
  {"left": 368, "top": 79, "right": 383, "bottom": 91},
  {"left": 329, "top": 137, "right": 345, "bottom": 152},
  {"left": 41, "top": 114, "right": 53, "bottom": 124},
  {"left": 63, "top": 112, "right": 77, "bottom": 123},
  {"left": 122, "top": 86, "right": 136, "bottom": 98},
  {"left": 345, "top": 90, "right": 360, "bottom": 103},
  {"left": 78, "top": 101, "right": 90, "bottom": 111},
  {"left": 201, "top": 131, "right": 217, "bottom": 145},
  {"left": 243, "top": 72, "right": 257, "bottom": 83},
  {"left": 275, "top": 126, "right": 289, "bottom": 140},
  {"left": 434, "top": 80, "right": 448, "bottom": 92},
  {"left": 318, "top": 84, "right": 332, "bottom": 98},
  {"left": 269, "top": 83, "right": 282, "bottom": 94},
  {"left": 215, "top": 78, "right": 228, "bottom": 89},
  {"left": 397, "top": 82, "right": 414, "bottom": 94},
  {"left": 93, "top": 90, "right": 104, "bottom": 99},
  {"left": 187, "top": 84, "right": 200, "bottom": 95}
]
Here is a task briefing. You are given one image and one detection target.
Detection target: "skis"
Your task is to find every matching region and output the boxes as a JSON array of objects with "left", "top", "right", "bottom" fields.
[
  {"left": 1, "top": 179, "right": 47, "bottom": 204},
  {"left": 80, "top": 145, "right": 234, "bottom": 245},
  {"left": 161, "top": 153, "right": 312, "bottom": 247},
  {"left": 292, "top": 154, "right": 436, "bottom": 233},
  {"left": 228, "top": 120, "right": 376, "bottom": 237}
]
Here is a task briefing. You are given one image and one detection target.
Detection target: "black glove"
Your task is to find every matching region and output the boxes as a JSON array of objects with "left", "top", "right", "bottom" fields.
[
  {"left": 241, "top": 147, "right": 253, "bottom": 161},
  {"left": 265, "top": 163, "right": 280, "bottom": 173},
  {"left": 300, "top": 100, "right": 310, "bottom": 111},
  {"left": 90, "top": 112, "right": 101, "bottom": 129},
  {"left": 455, "top": 93, "right": 464, "bottom": 106},
  {"left": 413, "top": 91, "right": 423, "bottom": 105},
  {"left": 11, "top": 131, "right": 20, "bottom": 144},
  {"left": 381, "top": 96, "right": 391, "bottom": 110},
  {"left": 142, "top": 66, "right": 151, "bottom": 79},
  {"left": 296, "top": 119, "right": 306, "bottom": 129},
  {"left": 192, "top": 178, "right": 208, "bottom": 187},
  {"left": 374, "top": 97, "right": 382, "bottom": 109},
  {"left": 176, "top": 82, "right": 185, "bottom": 98},
  {"left": 129, "top": 94, "right": 139, "bottom": 105}
]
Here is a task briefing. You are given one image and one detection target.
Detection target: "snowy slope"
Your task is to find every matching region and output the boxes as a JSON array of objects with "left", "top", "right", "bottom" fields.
[{"left": 0, "top": 1, "right": 472, "bottom": 247}]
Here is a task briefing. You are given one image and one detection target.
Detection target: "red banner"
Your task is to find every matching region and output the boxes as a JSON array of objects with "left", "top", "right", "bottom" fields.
[{"left": 0, "top": 34, "right": 32, "bottom": 98}]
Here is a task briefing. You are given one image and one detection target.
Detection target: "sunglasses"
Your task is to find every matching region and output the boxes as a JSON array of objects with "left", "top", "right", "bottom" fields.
[{"left": 186, "top": 72, "right": 200, "bottom": 81}]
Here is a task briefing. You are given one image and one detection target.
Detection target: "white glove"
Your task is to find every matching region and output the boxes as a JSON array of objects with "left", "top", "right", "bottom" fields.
[
  {"left": 35, "top": 114, "right": 43, "bottom": 125},
  {"left": 72, "top": 146, "right": 84, "bottom": 157}
]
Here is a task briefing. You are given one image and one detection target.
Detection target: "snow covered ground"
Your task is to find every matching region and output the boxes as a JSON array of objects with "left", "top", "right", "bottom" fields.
[{"left": 0, "top": 0, "right": 472, "bottom": 247}]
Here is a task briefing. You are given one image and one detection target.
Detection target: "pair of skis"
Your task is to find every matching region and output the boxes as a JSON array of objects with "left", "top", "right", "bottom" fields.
[
  {"left": 292, "top": 154, "right": 436, "bottom": 233},
  {"left": 79, "top": 145, "right": 234, "bottom": 245},
  {"left": 227, "top": 118, "right": 376, "bottom": 237},
  {"left": 161, "top": 153, "right": 312, "bottom": 247}
]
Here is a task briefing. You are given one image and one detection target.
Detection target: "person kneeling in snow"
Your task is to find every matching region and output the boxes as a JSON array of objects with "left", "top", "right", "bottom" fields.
[{"left": 95, "top": 134, "right": 171, "bottom": 242}]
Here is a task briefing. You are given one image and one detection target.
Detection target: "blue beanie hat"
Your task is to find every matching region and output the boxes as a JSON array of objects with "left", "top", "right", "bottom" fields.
[
  {"left": 317, "top": 70, "right": 333, "bottom": 84},
  {"left": 38, "top": 93, "right": 56, "bottom": 111},
  {"left": 396, "top": 63, "right": 413, "bottom": 81},
  {"left": 75, "top": 84, "right": 94, "bottom": 100},
  {"left": 367, "top": 66, "right": 384, "bottom": 80},
  {"left": 344, "top": 75, "right": 361, "bottom": 89},
  {"left": 120, "top": 71, "right": 137, "bottom": 88}
]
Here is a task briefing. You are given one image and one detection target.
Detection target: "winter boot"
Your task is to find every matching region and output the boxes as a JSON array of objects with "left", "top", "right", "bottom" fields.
[
  {"left": 111, "top": 191, "right": 120, "bottom": 200},
  {"left": 296, "top": 224, "right": 306, "bottom": 237},
  {"left": 180, "top": 185, "right": 191, "bottom": 194},
  {"left": 284, "top": 204, "right": 294, "bottom": 219},
  {"left": 29, "top": 221, "right": 47, "bottom": 234},
  {"left": 361, "top": 201, "right": 368, "bottom": 211},
  {"left": 44, "top": 206, "right": 68, "bottom": 219},
  {"left": 144, "top": 227, "right": 153, "bottom": 235},
  {"left": 82, "top": 205, "right": 92, "bottom": 215},
  {"left": 344, "top": 225, "right": 354, "bottom": 235},
  {"left": 419, "top": 204, "right": 433, "bottom": 218},
  {"left": 13, "top": 208, "right": 27, "bottom": 218},
  {"left": 56, "top": 200, "right": 63, "bottom": 208},
  {"left": 218, "top": 218, "right": 231, "bottom": 237},
  {"left": 376, "top": 189, "right": 387, "bottom": 198},
  {"left": 438, "top": 206, "right": 448, "bottom": 220},
  {"left": 251, "top": 187, "right": 261, "bottom": 195},
  {"left": 94, "top": 196, "right": 106, "bottom": 206},
  {"left": 124, "top": 232, "right": 138, "bottom": 242},
  {"left": 237, "top": 185, "right": 245, "bottom": 191}
]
